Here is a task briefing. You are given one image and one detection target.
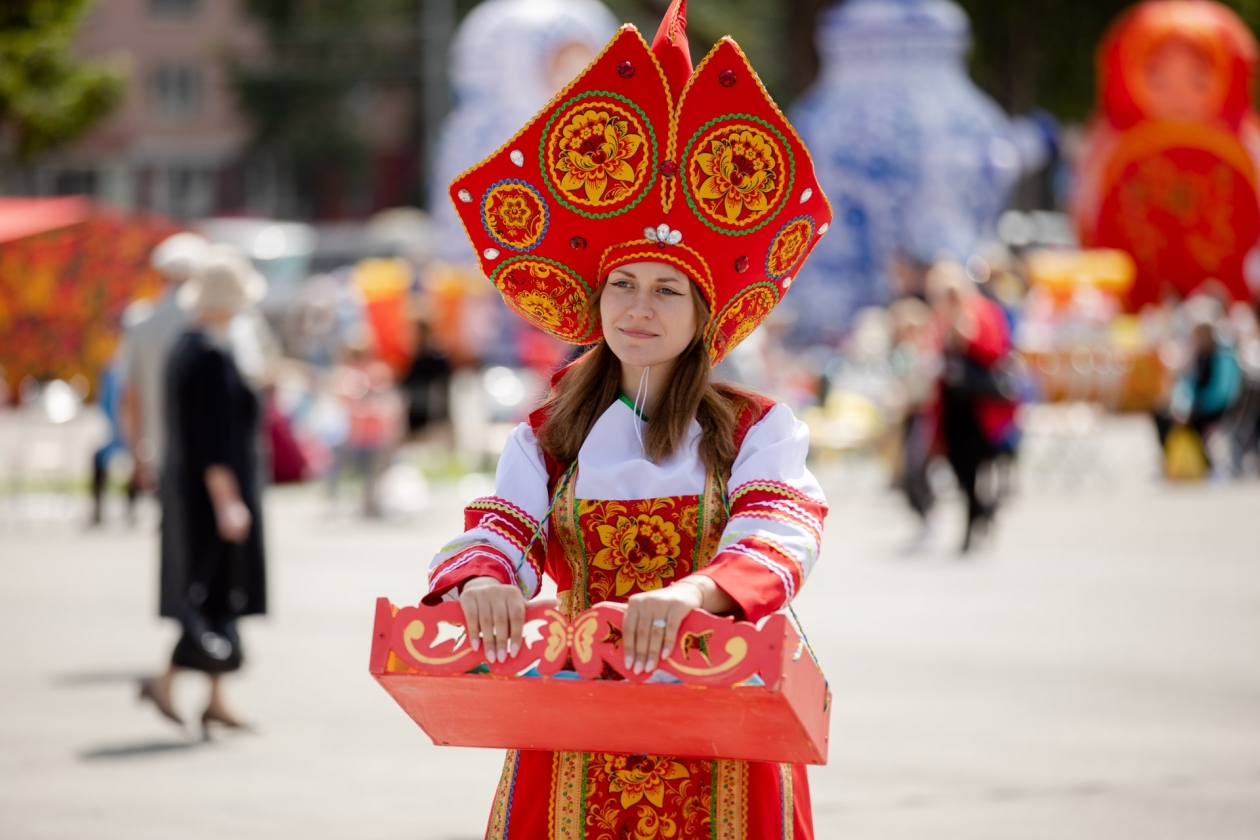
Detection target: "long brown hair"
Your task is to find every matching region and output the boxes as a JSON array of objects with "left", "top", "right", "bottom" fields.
[{"left": 536, "top": 280, "right": 755, "bottom": 473}]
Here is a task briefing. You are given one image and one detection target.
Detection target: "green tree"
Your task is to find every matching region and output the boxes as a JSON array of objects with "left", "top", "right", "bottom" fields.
[{"left": 0, "top": 0, "right": 124, "bottom": 162}]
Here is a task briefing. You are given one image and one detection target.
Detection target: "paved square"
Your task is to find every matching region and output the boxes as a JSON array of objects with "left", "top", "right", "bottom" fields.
[{"left": 2, "top": 417, "right": 1258, "bottom": 839}]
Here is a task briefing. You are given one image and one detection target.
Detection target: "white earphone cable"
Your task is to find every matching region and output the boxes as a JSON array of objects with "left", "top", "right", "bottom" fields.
[{"left": 631, "top": 364, "right": 650, "bottom": 453}]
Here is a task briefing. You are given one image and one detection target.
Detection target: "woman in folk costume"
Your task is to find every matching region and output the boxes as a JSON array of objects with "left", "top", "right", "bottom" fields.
[{"left": 425, "top": 2, "right": 833, "bottom": 837}]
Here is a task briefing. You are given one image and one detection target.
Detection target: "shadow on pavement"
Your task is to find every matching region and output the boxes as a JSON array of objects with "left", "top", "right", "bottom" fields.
[
  {"left": 79, "top": 739, "right": 208, "bottom": 761},
  {"left": 51, "top": 669, "right": 152, "bottom": 688}
]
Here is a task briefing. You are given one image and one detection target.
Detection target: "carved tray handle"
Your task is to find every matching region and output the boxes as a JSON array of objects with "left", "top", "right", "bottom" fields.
[{"left": 383, "top": 600, "right": 786, "bottom": 686}]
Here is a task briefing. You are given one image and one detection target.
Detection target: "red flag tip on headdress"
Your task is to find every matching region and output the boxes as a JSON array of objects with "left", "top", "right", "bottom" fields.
[{"left": 651, "top": 0, "right": 693, "bottom": 100}]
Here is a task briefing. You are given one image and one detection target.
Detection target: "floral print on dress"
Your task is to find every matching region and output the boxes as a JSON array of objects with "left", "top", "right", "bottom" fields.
[
  {"left": 585, "top": 754, "right": 713, "bottom": 840},
  {"left": 581, "top": 498, "right": 695, "bottom": 601}
]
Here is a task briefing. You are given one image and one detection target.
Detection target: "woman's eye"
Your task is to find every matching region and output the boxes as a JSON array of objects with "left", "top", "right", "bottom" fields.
[
  {"left": 657, "top": 287, "right": 681, "bottom": 295},
  {"left": 612, "top": 279, "right": 632, "bottom": 289}
]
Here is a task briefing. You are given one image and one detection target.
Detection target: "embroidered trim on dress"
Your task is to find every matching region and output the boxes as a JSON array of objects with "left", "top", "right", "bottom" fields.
[
  {"left": 780, "top": 763, "right": 794, "bottom": 840},
  {"left": 551, "top": 466, "right": 589, "bottom": 618},
  {"left": 713, "top": 759, "right": 747, "bottom": 839},
  {"left": 550, "top": 751, "right": 586, "bottom": 839},
  {"left": 487, "top": 750, "right": 520, "bottom": 839},
  {"left": 694, "top": 463, "right": 729, "bottom": 571}
]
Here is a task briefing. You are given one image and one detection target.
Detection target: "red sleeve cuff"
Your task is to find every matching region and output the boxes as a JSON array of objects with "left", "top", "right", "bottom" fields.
[
  {"left": 422, "top": 546, "right": 515, "bottom": 606},
  {"left": 692, "top": 552, "right": 790, "bottom": 623}
]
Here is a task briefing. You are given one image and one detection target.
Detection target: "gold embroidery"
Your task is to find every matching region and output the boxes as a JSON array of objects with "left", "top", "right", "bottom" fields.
[
  {"left": 551, "top": 751, "right": 586, "bottom": 840},
  {"left": 780, "top": 763, "right": 794, "bottom": 840},
  {"left": 694, "top": 463, "right": 729, "bottom": 571},
  {"left": 713, "top": 759, "right": 746, "bottom": 840},
  {"left": 487, "top": 750, "right": 519, "bottom": 840},
  {"left": 550, "top": 467, "right": 588, "bottom": 618}
]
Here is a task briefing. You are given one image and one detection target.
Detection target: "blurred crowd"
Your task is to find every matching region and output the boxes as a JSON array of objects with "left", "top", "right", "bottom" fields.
[
  {"left": 5, "top": 225, "right": 1260, "bottom": 559},
  {"left": 718, "top": 238, "right": 1260, "bottom": 554}
]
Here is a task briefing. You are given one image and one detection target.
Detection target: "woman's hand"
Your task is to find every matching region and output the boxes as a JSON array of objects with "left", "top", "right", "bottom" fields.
[
  {"left": 213, "top": 499, "right": 252, "bottom": 543},
  {"left": 459, "top": 577, "right": 526, "bottom": 664},
  {"left": 622, "top": 576, "right": 737, "bottom": 674},
  {"left": 205, "top": 465, "right": 251, "bottom": 543}
]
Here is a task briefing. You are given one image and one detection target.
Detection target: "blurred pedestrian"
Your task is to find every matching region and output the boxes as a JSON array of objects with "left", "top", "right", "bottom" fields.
[
  {"left": 889, "top": 296, "right": 940, "bottom": 541},
  {"left": 328, "top": 331, "right": 405, "bottom": 517},
  {"left": 1225, "top": 302, "right": 1260, "bottom": 473},
  {"left": 401, "top": 319, "right": 452, "bottom": 436},
  {"left": 90, "top": 306, "right": 149, "bottom": 526},
  {"left": 121, "top": 232, "right": 209, "bottom": 491},
  {"left": 927, "top": 260, "right": 1018, "bottom": 553},
  {"left": 1153, "top": 305, "right": 1241, "bottom": 474},
  {"left": 140, "top": 246, "right": 268, "bottom": 735}
]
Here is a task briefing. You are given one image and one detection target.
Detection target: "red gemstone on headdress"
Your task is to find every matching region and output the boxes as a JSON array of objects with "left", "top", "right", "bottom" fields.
[
  {"left": 618, "top": 61, "right": 635, "bottom": 78},
  {"left": 734, "top": 256, "right": 750, "bottom": 273},
  {"left": 660, "top": 160, "right": 678, "bottom": 178},
  {"left": 718, "top": 69, "right": 737, "bottom": 87},
  {"left": 570, "top": 236, "right": 587, "bottom": 250}
]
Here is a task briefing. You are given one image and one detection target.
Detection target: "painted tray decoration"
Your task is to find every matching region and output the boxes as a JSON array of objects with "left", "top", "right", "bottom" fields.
[{"left": 369, "top": 599, "right": 830, "bottom": 765}]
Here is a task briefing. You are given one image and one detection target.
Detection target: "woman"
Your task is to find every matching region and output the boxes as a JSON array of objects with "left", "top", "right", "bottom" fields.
[
  {"left": 927, "top": 261, "right": 1017, "bottom": 553},
  {"left": 140, "top": 245, "right": 267, "bottom": 735},
  {"left": 1154, "top": 307, "right": 1241, "bottom": 456},
  {"left": 889, "top": 295, "right": 940, "bottom": 542},
  {"left": 423, "top": 3, "right": 834, "bottom": 836}
]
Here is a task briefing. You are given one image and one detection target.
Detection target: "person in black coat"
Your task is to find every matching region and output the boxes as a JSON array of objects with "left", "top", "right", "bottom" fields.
[{"left": 140, "top": 245, "right": 267, "bottom": 735}]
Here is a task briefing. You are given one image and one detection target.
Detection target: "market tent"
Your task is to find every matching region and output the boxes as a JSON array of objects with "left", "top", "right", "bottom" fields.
[
  {"left": 0, "top": 198, "right": 181, "bottom": 393},
  {"left": 0, "top": 196, "right": 93, "bottom": 244}
]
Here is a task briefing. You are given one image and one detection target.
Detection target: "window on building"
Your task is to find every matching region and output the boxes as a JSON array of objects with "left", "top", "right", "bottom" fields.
[
  {"left": 150, "top": 65, "right": 202, "bottom": 119},
  {"left": 150, "top": 0, "right": 199, "bottom": 18},
  {"left": 54, "top": 169, "right": 97, "bottom": 197}
]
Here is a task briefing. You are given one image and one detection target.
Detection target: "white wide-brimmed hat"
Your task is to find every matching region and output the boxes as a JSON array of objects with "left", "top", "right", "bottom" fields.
[
  {"left": 151, "top": 232, "right": 210, "bottom": 284},
  {"left": 177, "top": 244, "right": 267, "bottom": 315}
]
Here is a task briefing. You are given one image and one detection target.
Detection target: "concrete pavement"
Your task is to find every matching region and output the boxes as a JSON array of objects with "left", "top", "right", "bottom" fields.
[{"left": 1, "top": 416, "right": 1258, "bottom": 839}]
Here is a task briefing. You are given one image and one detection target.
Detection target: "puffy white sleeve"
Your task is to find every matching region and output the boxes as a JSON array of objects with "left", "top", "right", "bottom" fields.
[
  {"left": 423, "top": 422, "right": 551, "bottom": 603},
  {"left": 691, "top": 404, "right": 827, "bottom": 621}
]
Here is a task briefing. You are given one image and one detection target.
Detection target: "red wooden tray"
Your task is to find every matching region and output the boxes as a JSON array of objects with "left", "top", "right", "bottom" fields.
[{"left": 369, "top": 598, "right": 831, "bottom": 764}]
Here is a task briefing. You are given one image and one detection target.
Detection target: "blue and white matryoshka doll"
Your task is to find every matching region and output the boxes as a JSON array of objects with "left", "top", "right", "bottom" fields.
[{"left": 786, "top": 0, "right": 1052, "bottom": 346}]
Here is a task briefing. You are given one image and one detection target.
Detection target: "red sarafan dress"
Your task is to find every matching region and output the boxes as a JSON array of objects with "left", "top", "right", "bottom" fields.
[{"left": 424, "top": 392, "right": 828, "bottom": 840}]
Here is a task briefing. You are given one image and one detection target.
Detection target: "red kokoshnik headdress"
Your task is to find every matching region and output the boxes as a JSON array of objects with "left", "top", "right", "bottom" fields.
[{"left": 448, "top": 0, "right": 833, "bottom": 362}]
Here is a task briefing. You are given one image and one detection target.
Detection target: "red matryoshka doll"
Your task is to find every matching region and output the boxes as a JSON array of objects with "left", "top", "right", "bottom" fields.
[{"left": 1075, "top": 0, "right": 1260, "bottom": 310}]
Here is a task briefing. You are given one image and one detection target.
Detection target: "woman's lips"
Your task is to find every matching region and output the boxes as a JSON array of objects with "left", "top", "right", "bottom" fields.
[{"left": 619, "top": 328, "right": 658, "bottom": 339}]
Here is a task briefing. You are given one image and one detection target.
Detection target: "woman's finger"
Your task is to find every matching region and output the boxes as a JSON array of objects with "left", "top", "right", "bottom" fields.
[
  {"left": 460, "top": 593, "right": 482, "bottom": 652},
  {"left": 643, "top": 608, "right": 668, "bottom": 671},
  {"left": 621, "top": 600, "right": 639, "bottom": 671},
  {"left": 630, "top": 601, "right": 660, "bottom": 674},
  {"left": 659, "top": 601, "right": 689, "bottom": 661},
  {"left": 507, "top": 590, "right": 525, "bottom": 658},
  {"left": 489, "top": 597, "right": 510, "bottom": 663}
]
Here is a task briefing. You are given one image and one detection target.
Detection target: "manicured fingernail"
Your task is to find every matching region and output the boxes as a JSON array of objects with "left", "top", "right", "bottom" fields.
[
  {"left": 470, "top": 638, "right": 480, "bottom": 651},
  {"left": 486, "top": 648, "right": 496, "bottom": 663},
  {"left": 508, "top": 640, "right": 518, "bottom": 657},
  {"left": 661, "top": 646, "right": 671, "bottom": 659},
  {"left": 646, "top": 659, "right": 657, "bottom": 671},
  {"left": 497, "top": 647, "right": 507, "bottom": 662},
  {"left": 624, "top": 655, "right": 633, "bottom": 669},
  {"left": 633, "top": 661, "right": 643, "bottom": 674}
]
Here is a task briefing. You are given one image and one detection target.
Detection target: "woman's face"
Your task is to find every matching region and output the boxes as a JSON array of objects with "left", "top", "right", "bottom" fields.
[{"left": 600, "top": 261, "right": 699, "bottom": 369}]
